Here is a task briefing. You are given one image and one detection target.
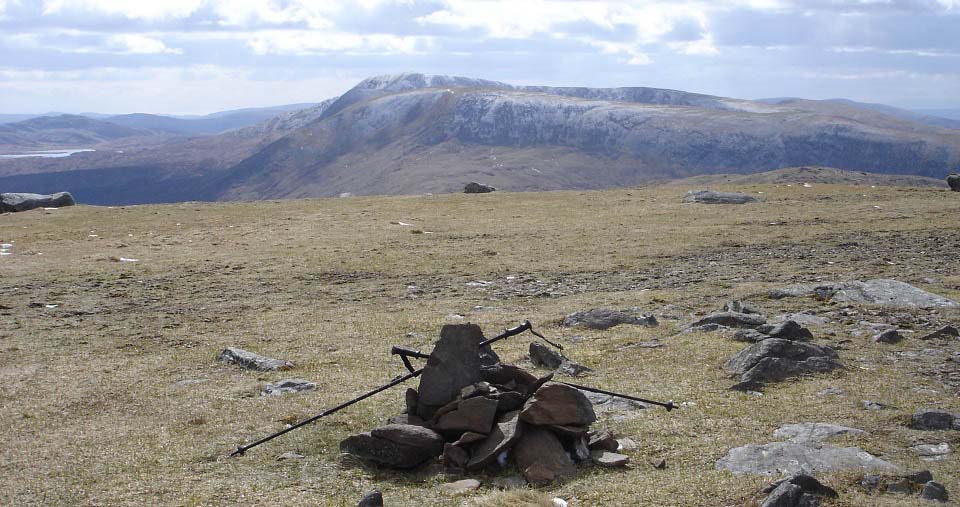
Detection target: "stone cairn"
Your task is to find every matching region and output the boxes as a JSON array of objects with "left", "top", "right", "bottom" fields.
[{"left": 339, "top": 324, "right": 629, "bottom": 485}]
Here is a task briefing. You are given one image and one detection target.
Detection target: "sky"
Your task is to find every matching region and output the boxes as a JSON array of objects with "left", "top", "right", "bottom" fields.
[{"left": 0, "top": 0, "right": 958, "bottom": 115}]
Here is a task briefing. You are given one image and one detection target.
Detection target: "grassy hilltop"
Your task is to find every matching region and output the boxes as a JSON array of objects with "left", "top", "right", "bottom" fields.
[{"left": 1, "top": 183, "right": 958, "bottom": 506}]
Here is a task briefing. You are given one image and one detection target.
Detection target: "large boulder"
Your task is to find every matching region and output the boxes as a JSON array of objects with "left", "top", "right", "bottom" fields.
[
  {"left": 683, "top": 190, "right": 759, "bottom": 204},
  {"left": 948, "top": 173, "right": 960, "bottom": 191},
  {"left": 417, "top": 324, "right": 483, "bottom": 417},
  {"left": 727, "top": 338, "right": 842, "bottom": 388},
  {"left": 0, "top": 192, "right": 76, "bottom": 213},
  {"left": 340, "top": 424, "right": 444, "bottom": 469}
]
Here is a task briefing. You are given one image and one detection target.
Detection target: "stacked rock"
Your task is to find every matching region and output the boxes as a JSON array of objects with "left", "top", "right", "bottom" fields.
[{"left": 339, "top": 324, "right": 629, "bottom": 485}]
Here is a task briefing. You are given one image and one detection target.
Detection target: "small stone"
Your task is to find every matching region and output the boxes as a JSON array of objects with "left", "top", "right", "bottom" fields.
[
  {"left": 763, "top": 320, "right": 814, "bottom": 341},
  {"left": 688, "top": 312, "right": 766, "bottom": 329},
  {"left": 911, "top": 442, "right": 951, "bottom": 460},
  {"left": 817, "top": 387, "right": 845, "bottom": 396},
  {"left": 443, "top": 443, "right": 469, "bottom": 468},
  {"left": 920, "top": 325, "right": 959, "bottom": 340},
  {"left": 357, "top": 490, "right": 383, "bottom": 507},
  {"left": 276, "top": 451, "right": 305, "bottom": 460},
  {"left": 464, "top": 182, "right": 495, "bottom": 193},
  {"left": 218, "top": 347, "right": 293, "bottom": 371},
  {"left": 921, "top": 481, "right": 949, "bottom": 502},
  {"left": 723, "top": 300, "right": 762, "bottom": 314},
  {"left": 911, "top": 409, "right": 957, "bottom": 430},
  {"left": 260, "top": 378, "right": 316, "bottom": 396},
  {"left": 561, "top": 308, "right": 658, "bottom": 330},
  {"left": 651, "top": 458, "right": 667, "bottom": 469},
  {"left": 617, "top": 437, "right": 638, "bottom": 452},
  {"left": 557, "top": 360, "right": 593, "bottom": 377},
  {"left": 760, "top": 482, "right": 802, "bottom": 507},
  {"left": 872, "top": 329, "right": 904, "bottom": 344},
  {"left": 885, "top": 478, "right": 913, "bottom": 494},
  {"left": 591, "top": 450, "right": 630, "bottom": 467},
  {"left": 587, "top": 430, "right": 619, "bottom": 452},
  {"left": 438, "top": 478, "right": 480, "bottom": 495},
  {"left": 530, "top": 342, "right": 564, "bottom": 369},
  {"left": 862, "top": 400, "right": 890, "bottom": 410}
]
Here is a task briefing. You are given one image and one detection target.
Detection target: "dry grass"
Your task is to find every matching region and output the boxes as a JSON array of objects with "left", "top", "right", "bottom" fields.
[{"left": 0, "top": 183, "right": 958, "bottom": 506}]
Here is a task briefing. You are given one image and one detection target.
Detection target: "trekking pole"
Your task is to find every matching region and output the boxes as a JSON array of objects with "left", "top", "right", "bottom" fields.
[{"left": 557, "top": 381, "right": 678, "bottom": 411}]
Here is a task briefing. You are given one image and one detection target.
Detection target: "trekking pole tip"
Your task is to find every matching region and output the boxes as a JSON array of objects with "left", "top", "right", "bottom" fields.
[{"left": 230, "top": 446, "right": 246, "bottom": 457}]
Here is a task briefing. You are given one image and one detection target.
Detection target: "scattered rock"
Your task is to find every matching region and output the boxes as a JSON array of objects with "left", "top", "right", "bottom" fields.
[
  {"left": 466, "top": 410, "right": 523, "bottom": 471},
  {"left": 513, "top": 427, "right": 577, "bottom": 484},
  {"left": 773, "top": 423, "right": 867, "bottom": 443},
  {"left": 717, "top": 440, "right": 898, "bottom": 475},
  {"left": 920, "top": 325, "right": 959, "bottom": 340},
  {"left": 260, "top": 378, "right": 316, "bottom": 396},
  {"left": 769, "top": 279, "right": 958, "bottom": 309},
  {"left": 862, "top": 400, "right": 891, "bottom": 410},
  {"left": 438, "top": 478, "right": 481, "bottom": 495},
  {"left": 561, "top": 308, "right": 657, "bottom": 330},
  {"left": 591, "top": 450, "right": 630, "bottom": 467},
  {"left": 340, "top": 424, "right": 445, "bottom": 469},
  {"left": 417, "top": 324, "right": 483, "bottom": 416},
  {"left": 520, "top": 383, "right": 596, "bottom": 427},
  {"left": 217, "top": 347, "right": 293, "bottom": 372},
  {"left": 689, "top": 311, "right": 767, "bottom": 329},
  {"left": 556, "top": 360, "right": 593, "bottom": 377},
  {"left": 682, "top": 189, "right": 759, "bottom": 204},
  {"left": 0, "top": 191, "right": 76, "bottom": 213},
  {"left": 776, "top": 313, "right": 831, "bottom": 327},
  {"left": 723, "top": 300, "right": 762, "bottom": 314},
  {"left": 763, "top": 474, "right": 838, "bottom": 498},
  {"left": 817, "top": 387, "right": 845, "bottom": 396},
  {"left": 582, "top": 390, "right": 647, "bottom": 418},
  {"left": 651, "top": 458, "right": 667, "bottom": 469},
  {"left": 759, "top": 482, "right": 809, "bottom": 507},
  {"left": 872, "top": 329, "right": 904, "bottom": 344},
  {"left": 529, "top": 342, "right": 592, "bottom": 377},
  {"left": 911, "top": 442, "right": 951, "bottom": 460},
  {"left": 357, "top": 490, "right": 383, "bottom": 507},
  {"left": 910, "top": 409, "right": 958, "bottom": 430},
  {"left": 587, "top": 430, "right": 619, "bottom": 452},
  {"left": 276, "top": 451, "right": 305, "bottom": 460},
  {"left": 464, "top": 182, "right": 496, "bottom": 193},
  {"left": 760, "top": 320, "right": 814, "bottom": 341},
  {"left": 733, "top": 329, "right": 769, "bottom": 343},
  {"left": 727, "top": 339, "right": 842, "bottom": 389},
  {"left": 922, "top": 481, "right": 949, "bottom": 502}
]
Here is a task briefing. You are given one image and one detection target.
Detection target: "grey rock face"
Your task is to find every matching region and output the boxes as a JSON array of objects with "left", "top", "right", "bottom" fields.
[
  {"left": 727, "top": 338, "right": 842, "bottom": 388},
  {"left": 463, "top": 182, "right": 495, "bottom": 193},
  {"left": 760, "top": 482, "right": 803, "bottom": 507},
  {"left": 217, "top": 347, "right": 293, "bottom": 372},
  {"left": 717, "top": 440, "right": 898, "bottom": 475},
  {"left": 513, "top": 427, "right": 577, "bottom": 484},
  {"left": 872, "top": 329, "right": 904, "bottom": 344},
  {"left": 0, "top": 192, "right": 76, "bottom": 212},
  {"left": 683, "top": 190, "right": 760, "bottom": 204},
  {"left": 417, "top": 324, "right": 483, "bottom": 415},
  {"left": 689, "top": 312, "right": 767, "bottom": 329},
  {"left": 340, "top": 424, "right": 444, "bottom": 469},
  {"left": 260, "top": 378, "right": 316, "bottom": 396},
  {"left": 773, "top": 423, "right": 867, "bottom": 443},
  {"left": 520, "top": 383, "right": 596, "bottom": 427},
  {"left": 948, "top": 173, "right": 960, "bottom": 191},
  {"left": 763, "top": 474, "right": 838, "bottom": 498},
  {"left": 733, "top": 329, "right": 769, "bottom": 343},
  {"left": 769, "top": 279, "right": 958, "bottom": 309},
  {"left": 911, "top": 409, "right": 957, "bottom": 430},
  {"left": 561, "top": 308, "right": 658, "bottom": 330}
]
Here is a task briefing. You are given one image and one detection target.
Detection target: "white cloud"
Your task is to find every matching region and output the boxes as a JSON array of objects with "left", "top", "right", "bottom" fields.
[
  {"left": 108, "top": 34, "right": 182, "bottom": 54},
  {"left": 42, "top": 0, "right": 205, "bottom": 20},
  {"left": 246, "top": 30, "right": 426, "bottom": 55},
  {"left": 6, "top": 30, "right": 181, "bottom": 54}
]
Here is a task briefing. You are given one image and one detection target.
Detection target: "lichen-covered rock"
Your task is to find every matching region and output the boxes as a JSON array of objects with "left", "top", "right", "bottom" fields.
[
  {"left": 217, "top": 347, "right": 293, "bottom": 371},
  {"left": 561, "top": 308, "right": 658, "bottom": 330}
]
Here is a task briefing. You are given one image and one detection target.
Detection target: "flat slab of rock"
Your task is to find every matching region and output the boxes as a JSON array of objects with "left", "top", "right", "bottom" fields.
[
  {"left": 683, "top": 189, "right": 759, "bottom": 204},
  {"left": 434, "top": 395, "right": 499, "bottom": 435},
  {"left": 911, "top": 409, "right": 959, "bottom": 430},
  {"left": 466, "top": 410, "right": 523, "bottom": 470},
  {"left": 688, "top": 312, "right": 766, "bottom": 329},
  {"left": 218, "top": 347, "right": 293, "bottom": 371},
  {"left": 438, "top": 478, "right": 481, "bottom": 495},
  {"left": 921, "top": 325, "right": 959, "bottom": 340},
  {"left": 561, "top": 308, "right": 657, "bottom": 330},
  {"left": 514, "top": 427, "right": 577, "bottom": 484},
  {"left": 261, "top": 378, "right": 316, "bottom": 396},
  {"left": 773, "top": 423, "right": 868, "bottom": 443},
  {"left": 417, "top": 324, "right": 483, "bottom": 415},
  {"left": 340, "top": 424, "right": 444, "bottom": 469},
  {"left": 717, "top": 440, "right": 898, "bottom": 475},
  {"left": 769, "top": 279, "right": 958, "bottom": 309},
  {"left": 872, "top": 329, "right": 904, "bottom": 344},
  {"left": 0, "top": 192, "right": 76, "bottom": 213},
  {"left": 912, "top": 443, "right": 951, "bottom": 460},
  {"left": 727, "top": 338, "right": 842, "bottom": 388},
  {"left": 591, "top": 450, "right": 630, "bottom": 467},
  {"left": 521, "top": 383, "right": 596, "bottom": 427}
]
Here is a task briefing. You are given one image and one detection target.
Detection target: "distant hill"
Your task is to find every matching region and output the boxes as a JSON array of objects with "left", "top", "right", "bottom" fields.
[
  {"left": 912, "top": 108, "right": 960, "bottom": 122},
  {"left": 2, "top": 73, "right": 959, "bottom": 205},
  {"left": 104, "top": 103, "right": 318, "bottom": 135},
  {"left": 759, "top": 97, "right": 960, "bottom": 129},
  {"left": 656, "top": 166, "right": 948, "bottom": 188},
  {"left": 0, "top": 114, "right": 158, "bottom": 149}
]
